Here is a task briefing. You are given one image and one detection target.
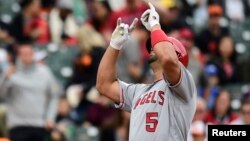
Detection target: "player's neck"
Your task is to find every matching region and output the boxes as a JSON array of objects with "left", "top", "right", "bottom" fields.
[
  {"left": 153, "top": 70, "right": 163, "bottom": 81},
  {"left": 150, "top": 62, "right": 163, "bottom": 81}
]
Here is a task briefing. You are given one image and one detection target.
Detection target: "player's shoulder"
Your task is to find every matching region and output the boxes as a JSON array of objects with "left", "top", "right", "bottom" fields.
[
  {"left": 118, "top": 79, "right": 147, "bottom": 88},
  {"left": 144, "top": 79, "right": 166, "bottom": 89}
]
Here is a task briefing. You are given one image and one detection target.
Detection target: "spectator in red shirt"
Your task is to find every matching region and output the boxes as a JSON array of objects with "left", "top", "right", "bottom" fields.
[
  {"left": 84, "top": 0, "right": 113, "bottom": 43},
  {"left": 33, "top": 0, "right": 56, "bottom": 44},
  {"left": 87, "top": 0, "right": 112, "bottom": 33},
  {"left": 205, "top": 90, "right": 238, "bottom": 124},
  {"left": 8, "top": 0, "right": 42, "bottom": 43},
  {"left": 108, "top": 0, "right": 147, "bottom": 30}
]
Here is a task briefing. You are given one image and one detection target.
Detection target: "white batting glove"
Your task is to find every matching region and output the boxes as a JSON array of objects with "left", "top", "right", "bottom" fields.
[
  {"left": 141, "top": 2, "right": 160, "bottom": 31},
  {"left": 110, "top": 18, "right": 138, "bottom": 50}
]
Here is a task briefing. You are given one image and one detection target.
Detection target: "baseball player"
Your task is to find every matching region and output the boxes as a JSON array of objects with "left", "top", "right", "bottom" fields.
[{"left": 96, "top": 2, "right": 196, "bottom": 141}]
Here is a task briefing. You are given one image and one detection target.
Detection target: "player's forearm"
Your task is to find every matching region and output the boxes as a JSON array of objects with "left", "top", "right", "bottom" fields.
[
  {"left": 96, "top": 47, "right": 119, "bottom": 93},
  {"left": 151, "top": 26, "right": 179, "bottom": 68},
  {"left": 151, "top": 26, "right": 180, "bottom": 84}
]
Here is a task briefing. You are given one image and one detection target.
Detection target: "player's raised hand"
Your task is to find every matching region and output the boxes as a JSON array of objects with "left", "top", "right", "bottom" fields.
[
  {"left": 110, "top": 18, "right": 138, "bottom": 50},
  {"left": 129, "top": 18, "right": 138, "bottom": 33},
  {"left": 140, "top": 2, "right": 160, "bottom": 31}
]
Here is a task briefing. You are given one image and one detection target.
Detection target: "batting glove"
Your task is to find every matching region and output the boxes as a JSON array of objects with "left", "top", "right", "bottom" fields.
[
  {"left": 110, "top": 18, "right": 138, "bottom": 50},
  {"left": 141, "top": 2, "right": 160, "bottom": 31}
]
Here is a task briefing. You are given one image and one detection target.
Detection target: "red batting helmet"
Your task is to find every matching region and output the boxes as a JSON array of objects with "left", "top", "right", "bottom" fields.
[
  {"left": 146, "top": 37, "right": 189, "bottom": 67},
  {"left": 168, "top": 37, "right": 189, "bottom": 67}
]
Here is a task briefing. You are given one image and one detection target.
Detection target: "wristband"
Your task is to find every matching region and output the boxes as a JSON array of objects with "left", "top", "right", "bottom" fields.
[
  {"left": 110, "top": 42, "right": 122, "bottom": 50},
  {"left": 151, "top": 30, "right": 171, "bottom": 48}
]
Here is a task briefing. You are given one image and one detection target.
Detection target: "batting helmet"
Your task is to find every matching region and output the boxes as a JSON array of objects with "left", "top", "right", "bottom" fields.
[{"left": 146, "top": 37, "right": 189, "bottom": 67}]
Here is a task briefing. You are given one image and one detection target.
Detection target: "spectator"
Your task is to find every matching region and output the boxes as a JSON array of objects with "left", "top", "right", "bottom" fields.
[
  {"left": 179, "top": 27, "right": 204, "bottom": 86},
  {"left": 68, "top": 26, "right": 105, "bottom": 93},
  {"left": 205, "top": 90, "right": 238, "bottom": 124},
  {"left": 189, "top": 121, "right": 206, "bottom": 141},
  {"left": 159, "top": 0, "right": 188, "bottom": 33},
  {"left": 33, "top": 0, "right": 57, "bottom": 44},
  {"left": 86, "top": 95, "right": 117, "bottom": 127},
  {"left": 191, "top": 0, "right": 209, "bottom": 33},
  {"left": 50, "top": 128, "right": 66, "bottom": 141},
  {"left": 100, "top": 110, "right": 130, "bottom": 141},
  {"left": 86, "top": 0, "right": 113, "bottom": 36},
  {"left": 56, "top": 96, "right": 72, "bottom": 123},
  {"left": 108, "top": 0, "right": 147, "bottom": 30},
  {"left": 67, "top": 85, "right": 93, "bottom": 125},
  {"left": 8, "top": 0, "right": 42, "bottom": 42},
  {"left": 41, "top": 0, "right": 56, "bottom": 11},
  {"left": 0, "top": 43, "right": 62, "bottom": 141},
  {"left": 196, "top": 5, "right": 229, "bottom": 58},
  {"left": 211, "top": 36, "right": 238, "bottom": 85},
  {"left": 203, "top": 64, "right": 220, "bottom": 109},
  {"left": 193, "top": 98, "right": 208, "bottom": 122},
  {"left": 231, "top": 98, "right": 250, "bottom": 125},
  {"left": 179, "top": 0, "right": 196, "bottom": 17},
  {"left": 188, "top": 98, "right": 207, "bottom": 141},
  {"left": 49, "top": 0, "right": 78, "bottom": 45},
  {"left": 84, "top": 94, "right": 126, "bottom": 140},
  {"left": 208, "top": 0, "right": 250, "bottom": 22},
  {"left": 225, "top": 0, "right": 247, "bottom": 22},
  {"left": 54, "top": 97, "right": 73, "bottom": 141}
]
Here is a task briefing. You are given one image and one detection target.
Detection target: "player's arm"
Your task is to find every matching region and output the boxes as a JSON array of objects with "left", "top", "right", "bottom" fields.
[
  {"left": 151, "top": 26, "right": 180, "bottom": 85},
  {"left": 96, "top": 46, "right": 120, "bottom": 103},
  {"left": 96, "top": 18, "right": 138, "bottom": 103},
  {"left": 141, "top": 3, "right": 180, "bottom": 85}
]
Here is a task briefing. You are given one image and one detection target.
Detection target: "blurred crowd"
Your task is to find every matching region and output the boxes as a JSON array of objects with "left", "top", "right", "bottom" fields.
[{"left": 0, "top": 0, "right": 250, "bottom": 141}]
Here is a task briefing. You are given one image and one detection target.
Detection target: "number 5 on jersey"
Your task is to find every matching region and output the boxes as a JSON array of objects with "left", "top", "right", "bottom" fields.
[{"left": 146, "top": 112, "right": 158, "bottom": 132}]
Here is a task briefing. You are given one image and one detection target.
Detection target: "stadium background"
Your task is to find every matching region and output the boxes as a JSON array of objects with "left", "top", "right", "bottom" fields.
[{"left": 0, "top": 0, "right": 250, "bottom": 140}]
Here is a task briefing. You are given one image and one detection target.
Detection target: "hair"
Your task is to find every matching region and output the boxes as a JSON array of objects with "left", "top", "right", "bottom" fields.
[
  {"left": 41, "top": 0, "right": 56, "bottom": 9},
  {"left": 217, "top": 35, "right": 237, "bottom": 63},
  {"left": 241, "top": 98, "right": 250, "bottom": 110},
  {"left": 99, "top": 0, "right": 112, "bottom": 13},
  {"left": 16, "top": 41, "right": 34, "bottom": 55},
  {"left": 19, "top": 0, "right": 35, "bottom": 9},
  {"left": 212, "top": 89, "right": 232, "bottom": 116},
  {"left": 17, "top": 40, "right": 34, "bottom": 48},
  {"left": 92, "top": 0, "right": 112, "bottom": 31}
]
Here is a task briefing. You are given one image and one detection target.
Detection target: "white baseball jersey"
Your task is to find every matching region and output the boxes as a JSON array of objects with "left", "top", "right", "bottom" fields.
[{"left": 115, "top": 65, "right": 196, "bottom": 141}]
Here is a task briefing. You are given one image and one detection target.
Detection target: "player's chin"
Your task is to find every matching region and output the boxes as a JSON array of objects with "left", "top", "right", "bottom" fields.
[{"left": 148, "top": 55, "right": 158, "bottom": 64}]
